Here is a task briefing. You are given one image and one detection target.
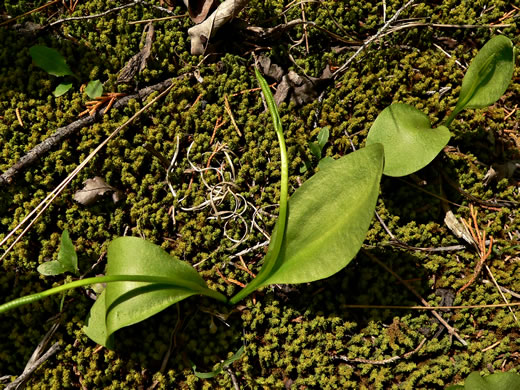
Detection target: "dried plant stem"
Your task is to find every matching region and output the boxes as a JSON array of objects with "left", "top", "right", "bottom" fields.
[
  {"left": 334, "top": 337, "right": 427, "bottom": 365},
  {"left": 0, "top": 79, "right": 173, "bottom": 187},
  {"left": 48, "top": 2, "right": 138, "bottom": 27},
  {"left": 0, "top": 81, "right": 175, "bottom": 263},
  {"left": 332, "top": 0, "right": 416, "bottom": 79},
  {"left": 5, "top": 342, "right": 60, "bottom": 390},
  {"left": 341, "top": 302, "right": 520, "bottom": 310},
  {"left": 0, "top": 0, "right": 60, "bottom": 27},
  {"left": 484, "top": 264, "right": 518, "bottom": 323},
  {"left": 458, "top": 205, "right": 494, "bottom": 293},
  {"left": 362, "top": 249, "right": 468, "bottom": 346}
]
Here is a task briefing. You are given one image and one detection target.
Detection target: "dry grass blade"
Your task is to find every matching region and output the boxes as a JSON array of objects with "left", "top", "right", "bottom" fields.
[
  {"left": 458, "top": 205, "right": 494, "bottom": 293},
  {"left": 363, "top": 249, "right": 468, "bottom": 346},
  {"left": 0, "top": 83, "right": 175, "bottom": 263}
]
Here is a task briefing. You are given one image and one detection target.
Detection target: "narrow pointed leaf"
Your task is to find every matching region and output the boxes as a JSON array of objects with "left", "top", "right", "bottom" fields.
[
  {"left": 231, "top": 144, "right": 383, "bottom": 303},
  {"left": 29, "top": 45, "right": 75, "bottom": 77},
  {"left": 448, "top": 35, "right": 514, "bottom": 123},
  {"left": 230, "top": 70, "right": 289, "bottom": 302},
  {"left": 317, "top": 126, "right": 330, "bottom": 150},
  {"left": 85, "top": 237, "right": 226, "bottom": 346},
  {"left": 53, "top": 82, "right": 73, "bottom": 97},
  {"left": 366, "top": 103, "right": 451, "bottom": 177},
  {"left": 58, "top": 230, "right": 78, "bottom": 274}
]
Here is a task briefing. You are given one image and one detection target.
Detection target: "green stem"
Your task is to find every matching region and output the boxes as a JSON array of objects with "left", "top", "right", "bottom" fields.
[
  {"left": 0, "top": 275, "right": 227, "bottom": 314},
  {"left": 443, "top": 109, "right": 458, "bottom": 128},
  {"left": 229, "top": 69, "right": 289, "bottom": 304}
]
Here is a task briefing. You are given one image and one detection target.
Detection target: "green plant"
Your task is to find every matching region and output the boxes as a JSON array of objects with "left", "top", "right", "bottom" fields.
[
  {"left": 192, "top": 346, "right": 245, "bottom": 379},
  {"left": 29, "top": 45, "right": 103, "bottom": 98},
  {"left": 366, "top": 35, "right": 515, "bottom": 177},
  {"left": 0, "top": 36, "right": 515, "bottom": 354},
  {"left": 300, "top": 126, "right": 333, "bottom": 172},
  {"left": 37, "top": 230, "right": 78, "bottom": 276},
  {"left": 446, "top": 371, "right": 520, "bottom": 390}
]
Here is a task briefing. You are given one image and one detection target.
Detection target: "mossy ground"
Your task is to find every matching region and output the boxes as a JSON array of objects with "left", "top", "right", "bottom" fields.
[{"left": 0, "top": 1, "right": 519, "bottom": 388}]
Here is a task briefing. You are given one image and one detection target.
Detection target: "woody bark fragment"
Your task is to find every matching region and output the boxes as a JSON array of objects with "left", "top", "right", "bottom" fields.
[{"left": 188, "top": 0, "right": 249, "bottom": 55}]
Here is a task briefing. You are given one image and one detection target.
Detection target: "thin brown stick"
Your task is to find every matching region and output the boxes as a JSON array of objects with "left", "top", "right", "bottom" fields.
[
  {"left": 482, "top": 340, "right": 502, "bottom": 352},
  {"left": 300, "top": 0, "right": 309, "bottom": 53},
  {"left": 362, "top": 249, "right": 468, "bottom": 346},
  {"left": 482, "top": 280, "right": 520, "bottom": 299},
  {"left": 334, "top": 337, "right": 427, "bottom": 365},
  {"left": 15, "top": 108, "right": 24, "bottom": 127},
  {"left": 224, "top": 96, "right": 242, "bottom": 137},
  {"left": 128, "top": 14, "right": 188, "bottom": 25},
  {"left": 332, "top": 0, "right": 416, "bottom": 79},
  {"left": 485, "top": 265, "right": 518, "bottom": 323},
  {"left": 0, "top": 79, "right": 173, "bottom": 188},
  {"left": 458, "top": 205, "right": 495, "bottom": 293},
  {"left": 48, "top": 2, "right": 138, "bottom": 27},
  {"left": 383, "top": 21, "right": 512, "bottom": 36},
  {"left": 0, "top": 0, "right": 60, "bottom": 27},
  {"left": 341, "top": 302, "right": 520, "bottom": 310},
  {"left": 5, "top": 342, "right": 60, "bottom": 390},
  {"left": 0, "top": 80, "right": 176, "bottom": 262}
]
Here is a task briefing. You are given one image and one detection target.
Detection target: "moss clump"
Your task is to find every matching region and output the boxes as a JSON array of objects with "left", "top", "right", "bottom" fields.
[{"left": 0, "top": 0, "right": 519, "bottom": 388}]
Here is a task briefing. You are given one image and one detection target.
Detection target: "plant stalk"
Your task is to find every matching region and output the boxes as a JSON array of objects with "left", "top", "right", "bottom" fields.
[
  {"left": 0, "top": 275, "right": 227, "bottom": 314},
  {"left": 229, "top": 69, "right": 289, "bottom": 304}
]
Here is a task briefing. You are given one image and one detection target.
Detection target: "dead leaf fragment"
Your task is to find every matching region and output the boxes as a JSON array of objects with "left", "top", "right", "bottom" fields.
[
  {"left": 257, "top": 55, "right": 284, "bottom": 82},
  {"left": 117, "top": 22, "right": 155, "bottom": 84},
  {"left": 444, "top": 210, "right": 476, "bottom": 246},
  {"left": 74, "top": 176, "right": 119, "bottom": 206},
  {"left": 256, "top": 55, "right": 332, "bottom": 106},
  {"left": 185, "top": 0, "right": 219, "bottom": 23},
  {"left": 188, "top": 0, "right": 249, "bottom": 55},
  {"left": 483, "top": 161, "right": 519, "bottom": 185}
]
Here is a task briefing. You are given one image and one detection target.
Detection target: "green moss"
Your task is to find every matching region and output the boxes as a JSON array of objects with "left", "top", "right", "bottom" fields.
[{"left": 1, "top": 0, "right": 519, "bottom": 388}]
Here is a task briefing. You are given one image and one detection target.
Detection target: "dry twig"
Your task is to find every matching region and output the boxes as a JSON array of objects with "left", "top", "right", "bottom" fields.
[
  {"left": 458, "top": 205, "right": 494, "bottom": 293},
  {"left": 334, "top": 337, "right": 427, "bottom": 365},
  {"left": 363, "top": 249, "right": 468, "bottom": 346},
  {"left": 332, "top": 0, "right": 416, "bottom": 79},
  {"left": 0, "top": 78, "right": 174, "bottom": 187},
  {"left": 0, "top": 80, "right": 176, "bottom": 262}
]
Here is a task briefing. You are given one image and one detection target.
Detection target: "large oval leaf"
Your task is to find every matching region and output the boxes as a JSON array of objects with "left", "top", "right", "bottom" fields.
[
  {"left": 446, "top": 371, "right": 520, "bottom": 390},
  {"left": 366, "top": 103, "right": 451, "bottom": 177},
  {"left": 447, "top": 35, "right": 514, "bottom": 124},
  {"left": 84, "top": 237, "right": 226, "bottom": 347},
  {"left": 230, "top": 144, "right": 383, "bottom": 303},
  {"left": 29, "top": 45, "right": 75, "bottom": 77}
]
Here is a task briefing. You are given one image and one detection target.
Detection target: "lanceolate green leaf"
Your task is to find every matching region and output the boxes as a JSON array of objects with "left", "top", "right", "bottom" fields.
[
  {"left": 230, "top": 143, "right": 383, "bottom": 303},
  {"left": 445, "top": 35, "right": 514, "bottom": 126},
  {"left": 84, "top": 237, "right": 227, "bottom": 347},
  {"left": 58, "top": 230, "right": 78, "bottom": 274},
  {"left": 37, "top": 230, "right": 78, "bottom": 276},
  {"left": 29, "top": 45, "right": 75, "bottom": 77},
  {"left": 230, "top": 70, "right": 289, "bottom": 303},
  {"left": 366, "top": 103, "right": 451, "bottom": 177}
]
